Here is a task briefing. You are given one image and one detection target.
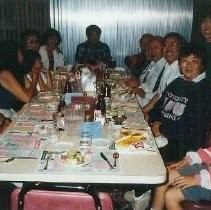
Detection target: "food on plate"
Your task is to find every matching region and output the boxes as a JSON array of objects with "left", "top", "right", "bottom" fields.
[
  {"left": 120, "top": 128, "right": 133, "bottom": 137},
  {"left": 116, "top": 131, "right": 148, "bottom": 148},
  {"left": 59, "top": 149, "right": 85, "bottom": 165}
]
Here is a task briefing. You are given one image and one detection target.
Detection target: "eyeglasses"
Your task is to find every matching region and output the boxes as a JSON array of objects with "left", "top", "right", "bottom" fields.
[{"left": 27, "top": 40, "right": 39, "bottom": 44}]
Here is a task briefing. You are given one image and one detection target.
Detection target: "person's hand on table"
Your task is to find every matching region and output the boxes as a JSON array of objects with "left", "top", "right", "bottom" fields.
[
  {"left": 173, "top": 175, "right": 197, "bottom": 189},
  {"left": 133, "top": 87, "right": 145, "bottom": 97},
  {"left": 168, "top": 158, "right": 188, "bottom": 170},
  {"left": 151, "top": 122, "right": 162, "bottom": 137},
  {"left": 32, "top": 67, "right": 41, "bottom": 80},
  {"left": 124, "top": 78, "right": 140, "bottom": 88}
]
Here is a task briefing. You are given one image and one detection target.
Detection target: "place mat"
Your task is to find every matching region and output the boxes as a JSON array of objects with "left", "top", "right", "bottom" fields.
[
  {"left": 0, "top": 131, "right": 43, "bottom": 158},
  {"left": 0, "top": 148, "right": 41, "bottom": 158},
  {"left": 37, "top": 149, "right": 121, "bottom": 174},
  {"left": 18, "top": 110, "right": 54, "bottom": 121},
  {"left": 13, "top": 121, "right": 36, "bottom": 131}
]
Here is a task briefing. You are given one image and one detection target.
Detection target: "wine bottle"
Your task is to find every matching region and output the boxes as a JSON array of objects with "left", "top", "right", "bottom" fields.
[
  {"left": 96, "top": 94, "right": 106, "bottom": 116},
  {"left": 64, "top": 79, "right": 72, "bottom": 93}
]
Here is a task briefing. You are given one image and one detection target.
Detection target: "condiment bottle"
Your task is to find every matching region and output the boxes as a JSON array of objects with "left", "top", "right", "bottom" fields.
[
  {"left": 64, "top": 79, "right": 72, "bottom": 93},
  {"left": 96, "top": 93, "right": 106, "bottom": 116},
  {"left": 57, "top": 98, "right": 66, "bottom": 113},
  {"left": 103, "top": 82, "right": 111, "bottom": 110}
]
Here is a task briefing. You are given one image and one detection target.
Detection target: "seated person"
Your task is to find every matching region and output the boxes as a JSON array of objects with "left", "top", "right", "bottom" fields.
[
  {"left": 152, "top": 146, "right": 211, "bottom": 210},
  {"left": 149, "top": 43, "right": 211, "bottom": 161},
  {"left": 39, "top": 28, "right": 64, "bottom": 71},
  {"left": 200, "top": 12, "right": 211, "bottom": 83},
  {"left": 143, "top": 32, "right": 186, "bottom": 115},
  {"left": 124, "top": 33, "right": 153, "bottom": 78},
  {"left": 0, "top": 41, "right": 39, "bottom": 118},
  {"left": 0, "top": 113, "right": 11, "bottom": 134},
  {"left": 22, "top": 50, "right": 52, "bottom": 92},
  {"left": 20, "top": 29, "right": 40, "bottom": 51},
  {"left": 75, "top": 25, "right": 112, "bottom": 65},
  {"left": 133, "top": 36, "right": 166, "bottom": 107}
]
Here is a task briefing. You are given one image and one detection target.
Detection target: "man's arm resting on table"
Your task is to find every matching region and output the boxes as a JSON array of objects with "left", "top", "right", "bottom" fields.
[{"left": 143, "top": 93, "right": 160, "bottom": 113}]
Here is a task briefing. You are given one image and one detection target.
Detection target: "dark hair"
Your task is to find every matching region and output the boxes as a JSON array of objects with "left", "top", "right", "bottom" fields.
[
  {"left": 149, "top": 36, "right": 164, "bottom": 45},
  {"left": 22, "top": 50, "right": 41, "bottom": 74},
  {"left": 86, "top": 25, "right": 102, "bottom": 37},
  {"left": 42, "top": 28, "right": 62, "bottom": 45},
  {"left": 179, "top": 43, "right": 206, "bottom": 67},
  {"left": 0, "top": 40, "right": 22, "bottom": 72},
  {"left": 201, "top": 11, "right": 211, "bottom": 21},
  {"left": 20, "top": 29, "right": 40, "bottom": 49},
  {"left": 164, "top": 32, "right": 187, "bottom": 46},
  {"left": 140, "top": 33, "right": 153, "bottom": 42}
]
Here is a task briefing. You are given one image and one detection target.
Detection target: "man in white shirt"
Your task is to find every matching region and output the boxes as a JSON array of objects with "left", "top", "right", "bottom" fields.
[
  {"left": 134, "top": 36, "right": 166, "bottom": 107},
  {"left": 143, "top": 32, "right": 186, "bottom": 115},
  {"left": 156, "top": 60, "right": 180, "bottom": 96}
]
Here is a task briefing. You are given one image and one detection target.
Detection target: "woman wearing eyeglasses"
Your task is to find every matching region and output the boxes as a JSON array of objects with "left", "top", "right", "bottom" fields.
[{"left": 20, "top": 29, "right": 40, "bottom": 51}]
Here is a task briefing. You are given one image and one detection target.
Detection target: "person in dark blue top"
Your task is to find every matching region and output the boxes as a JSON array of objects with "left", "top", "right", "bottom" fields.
[
  {"left": 149, "top": 43, "right": 211, "bottom": 162},
  {"left": 75, "top": 25, "right": 112, "bottom": 65},
  {"left": 0, "top": 41, "right": 39, "bottom": 118}
]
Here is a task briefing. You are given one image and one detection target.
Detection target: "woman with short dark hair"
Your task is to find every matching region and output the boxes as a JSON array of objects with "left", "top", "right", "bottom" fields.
[
  {"left": 39, "top": 28, "right": 64, "bottom": 71},
  {"left": 149, "top": 43, "right": 211, "bottom": 162}
]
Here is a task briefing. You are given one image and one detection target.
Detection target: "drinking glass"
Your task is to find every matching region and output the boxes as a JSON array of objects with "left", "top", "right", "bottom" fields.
[
  {"left": 47, "top": 124, "right": 58, "bottom": 139},
  {"left": 79, "top": 132, "right": 92, "bottom": 155},
  {"left": 64, "top": 104, "right": 85, "bottom": 136}
]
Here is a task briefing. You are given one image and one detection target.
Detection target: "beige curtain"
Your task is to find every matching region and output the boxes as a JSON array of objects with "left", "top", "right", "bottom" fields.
[{"left": 50, "top": 0, "right": 194, "bottom": 66}]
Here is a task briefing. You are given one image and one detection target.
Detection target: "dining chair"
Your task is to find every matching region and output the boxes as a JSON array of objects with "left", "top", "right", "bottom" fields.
[
  {"left": 11, "top": 182, "right": 114, "bottom": 210},
  {"left": 181, "top": 122, "right": 211, "bottom": 210}
]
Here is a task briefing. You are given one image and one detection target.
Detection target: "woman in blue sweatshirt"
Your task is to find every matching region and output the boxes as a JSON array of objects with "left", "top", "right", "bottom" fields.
[{"left": 149, "top": 43, "right": 211, "bottom": 161}]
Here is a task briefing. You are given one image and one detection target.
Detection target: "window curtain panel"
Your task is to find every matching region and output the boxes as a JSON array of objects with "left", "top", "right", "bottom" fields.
[
  {"left": 0, "top": 0, "right": 50, "bottom": 41},
  {"left": 50, "top": 0, "right": 193, "bottom": 66}
]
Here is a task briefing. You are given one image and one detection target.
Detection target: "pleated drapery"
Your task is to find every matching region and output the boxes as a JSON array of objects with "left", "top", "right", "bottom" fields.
[{"left": 50, "top": 0, "right": 194, "bottom": 66}]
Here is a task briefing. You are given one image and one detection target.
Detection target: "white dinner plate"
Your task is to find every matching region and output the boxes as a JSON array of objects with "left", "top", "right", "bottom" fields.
[{"left": 57, "top": 152, "right": 92, "bottom": 167}]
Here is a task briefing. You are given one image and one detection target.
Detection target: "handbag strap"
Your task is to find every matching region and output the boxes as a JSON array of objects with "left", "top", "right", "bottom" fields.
[{"left": 18, "top": 182, "right": 102, "bottom": 210}]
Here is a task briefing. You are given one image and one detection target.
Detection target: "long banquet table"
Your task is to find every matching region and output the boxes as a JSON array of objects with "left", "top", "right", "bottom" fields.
[{"left": 0, "top": 73, "right": 166, "bottom": 186}]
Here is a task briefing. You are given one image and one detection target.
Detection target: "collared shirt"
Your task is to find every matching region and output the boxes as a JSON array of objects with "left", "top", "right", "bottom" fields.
[
  {"left": 140, "top": 57, "right": 166, "bottom": 90},
  {"left": 39, "top": 45, "right": 65, "bottom": 71},
  {"left": 181, "top": 72, "right": 206, "bottom": 83},
  {"left": 137, "top": 57, "right": 166, "bottom": 107},
  {"left": 75, "top": 41, "right": 112, "bottom": 64},
  {"left": 157, "top": 60, "right": 181, "bottom": 96}
]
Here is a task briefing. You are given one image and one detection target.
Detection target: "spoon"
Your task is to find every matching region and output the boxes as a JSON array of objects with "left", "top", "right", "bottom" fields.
[{"left": 113, "top": 152, "right": 119, "bottom": 167}]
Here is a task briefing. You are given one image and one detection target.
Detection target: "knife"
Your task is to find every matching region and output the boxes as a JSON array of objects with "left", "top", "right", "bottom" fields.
[{"left": 100, "top": 152, "right": 114, "bottom": 169}]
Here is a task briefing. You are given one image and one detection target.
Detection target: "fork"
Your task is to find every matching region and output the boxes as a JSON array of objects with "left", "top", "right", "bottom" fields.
[{"left": 43, "top": 154, "right": 52, "bottom": 170}]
